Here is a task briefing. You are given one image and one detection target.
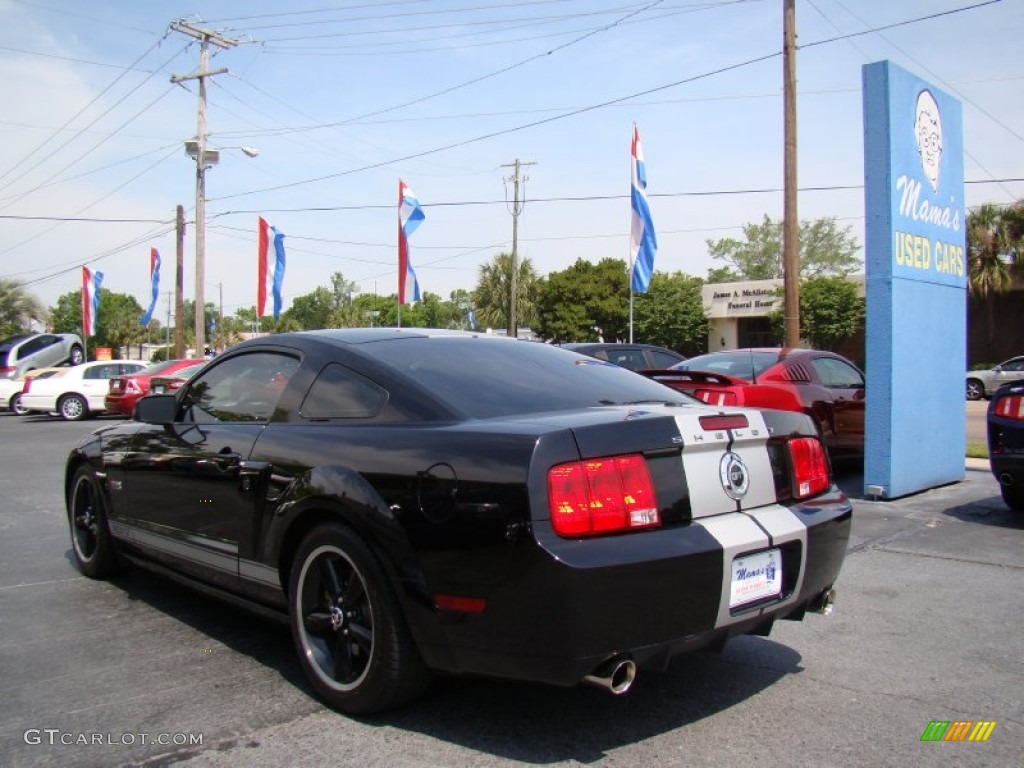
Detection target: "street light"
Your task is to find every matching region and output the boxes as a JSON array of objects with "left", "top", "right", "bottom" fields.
[{"left": 184, "top": 140, "right": 257, "bottom": 355}]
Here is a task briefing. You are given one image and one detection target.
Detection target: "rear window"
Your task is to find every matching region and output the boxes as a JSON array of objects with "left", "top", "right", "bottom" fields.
[
  {"left": 144, "top": 360, "right": 186, "bottom": 375},
  {"left": 364, "top": 337, "right": 692, "bottom": 419},
  {"left": 674, "top": 351, "right": 781, "bottom": 381}
]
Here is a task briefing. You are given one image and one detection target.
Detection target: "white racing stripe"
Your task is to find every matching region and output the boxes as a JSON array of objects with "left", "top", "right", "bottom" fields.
[{"left": 695, "top": 505, "right": 808, "bottom": 629}]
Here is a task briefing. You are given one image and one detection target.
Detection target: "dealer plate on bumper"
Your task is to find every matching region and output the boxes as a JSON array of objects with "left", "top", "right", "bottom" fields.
[{"left": 730, "top": 548, "right": 782, "bottom": 609}]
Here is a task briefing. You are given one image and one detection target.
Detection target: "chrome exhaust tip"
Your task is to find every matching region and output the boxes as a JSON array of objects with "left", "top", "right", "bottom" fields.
[
  {"left": 816, "top": 588, "right": 837, "bottom": 615},
  {"left": 582, "top": 656, "right": 636, "bottom": 695}
]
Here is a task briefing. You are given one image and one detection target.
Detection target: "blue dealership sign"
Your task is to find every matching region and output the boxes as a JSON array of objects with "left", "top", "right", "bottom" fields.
[{"left": 863, "top": 61, "right": 965, "bottom": 498}]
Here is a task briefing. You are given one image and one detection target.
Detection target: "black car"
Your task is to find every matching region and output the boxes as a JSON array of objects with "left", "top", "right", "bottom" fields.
[
  {"left": 65, "top": 329, "right": 850, "bottom": 714},
  {"left": 988, "top": 379, "right": 1024, "bottom": 511},
  {"left": 560, "top": 342, "right": 686, "bottom": 371}
]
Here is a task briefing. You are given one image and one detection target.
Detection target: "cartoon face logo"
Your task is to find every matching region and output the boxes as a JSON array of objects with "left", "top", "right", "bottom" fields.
[{"left": 914, "top": 89, "right": 943, "bottom": 192}]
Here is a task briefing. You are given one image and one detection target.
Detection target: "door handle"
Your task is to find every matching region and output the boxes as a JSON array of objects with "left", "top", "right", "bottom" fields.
[{"left": 239, "top": 460, "right": 270, "bottom": 492}]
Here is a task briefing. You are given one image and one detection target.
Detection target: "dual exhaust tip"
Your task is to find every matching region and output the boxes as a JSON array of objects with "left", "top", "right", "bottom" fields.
[{"left": 582, "top": 655, "right": 636, "bottom": 695}]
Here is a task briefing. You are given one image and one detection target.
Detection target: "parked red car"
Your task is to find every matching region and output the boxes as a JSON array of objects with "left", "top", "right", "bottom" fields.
[
  {"left": 105, "top": 359, "right": 205, "bottom": 416},
  {"left": 642, "top": 348, "right": 866, "bottom": 458},
  {"left": 147, "top": 361, "right": 207, "bottom": 395}
]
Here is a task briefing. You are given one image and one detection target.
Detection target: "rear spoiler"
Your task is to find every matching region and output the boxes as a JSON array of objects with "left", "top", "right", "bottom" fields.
[{"left": 638, "top": 369, "right": 746, "bottom": 388}]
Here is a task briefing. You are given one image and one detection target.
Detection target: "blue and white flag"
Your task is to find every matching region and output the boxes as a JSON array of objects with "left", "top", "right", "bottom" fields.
[
  {"left": 139, "top": 248, "right": 161, "bottom": 325},
  {"left": 630, "top": 124, "right": 657, "bottom": 293}
]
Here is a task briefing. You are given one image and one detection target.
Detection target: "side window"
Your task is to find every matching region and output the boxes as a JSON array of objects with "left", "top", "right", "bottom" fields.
[
  {"left": 811, "top": 358, "right": 864, "bottom": 389},
  {"left": 607, "top": 349, "right": 647, "bottom": 371},
  {"left": 1004, "top": 359, "right": 1024, "bottom": 372},
  {"left": 300, "top": 364, "right": 387, "bottom": 420},
  {"left": 180, "top": 352, "right": 299, "bottom": 424},
  {"left": 119, "top": 364, "right": 146, "bottom": 375},
  {"left": 15, "top": 336, "right": 49, "bottom": 358},
  {"left": 649, "top": 350, "right": 681, "bottom": 369},
  {"left": 84, "top": 364, "right": 122, "bottom": 380}
]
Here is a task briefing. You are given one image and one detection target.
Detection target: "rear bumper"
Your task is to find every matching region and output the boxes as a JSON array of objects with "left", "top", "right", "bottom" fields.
[{"left": 416, "top": 488, "right": 852, "bottom": 686}]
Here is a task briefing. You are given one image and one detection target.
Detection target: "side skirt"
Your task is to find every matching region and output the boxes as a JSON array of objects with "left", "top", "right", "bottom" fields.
[{"left": 119, "top": 552, "right": 289, "bottom": 627}]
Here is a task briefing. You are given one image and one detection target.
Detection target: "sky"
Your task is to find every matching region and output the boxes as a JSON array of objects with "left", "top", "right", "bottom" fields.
[{"left": 0, "top": 0, "right": 1021, "bottom": 325}]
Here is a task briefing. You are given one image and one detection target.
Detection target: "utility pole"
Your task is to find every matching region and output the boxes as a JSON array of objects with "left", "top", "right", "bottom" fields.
[
  {"left": 783, "top": 0, "right": 800, "bottom": 347},
  {"left": 218, "top": 282, "right": 224, "bottom": 352},
  {"left": 165, "top": 291, "right": 172, "bottom": 353},
  {"left": 170, "top": 20, "right": 237, "bottom": 357},
  {"left": 500, "top": 158, "right": 536, "bottom": 338},
  {"left": 174, "top": 204, "right": 185, "bottom": 358}
]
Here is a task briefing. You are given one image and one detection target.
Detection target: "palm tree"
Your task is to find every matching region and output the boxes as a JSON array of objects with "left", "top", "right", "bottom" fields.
[
  {"left": 472, "top": 252, "right": 538, "bottom": 331},
  {"left": 0, "top": 278, "right": 47, "bottom": 337},
  {"left": 967, "top": 203, "right": 1023, "bottom": 357}
]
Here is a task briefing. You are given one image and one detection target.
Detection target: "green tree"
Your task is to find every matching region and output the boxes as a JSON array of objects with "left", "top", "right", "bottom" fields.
[
  {"left": 48, "top": 290, "right": 146, "bottom": 358},
  {"left": 707, "top": 215, "right": 861, "bottom": 280},
  {"left": 967, "top": 202, "right": 1024, "bottom": 359},
  {"left": 534, "top": 258, "right": 629, "bottom": 343},
  {"left": 284, "top": 286, "right": 334, "bottom": 330},
  {"left": 633, "top": 272, "right": 710, "bottom": 355},
  {"left": 472, "top": 252, "right": 538, "bottom": 330},
  {"left": 0, "top": 279, "right": 47, "bottom": 337},
  {"left": 793, "top": 276, "right": 864, "bottom": 351}
]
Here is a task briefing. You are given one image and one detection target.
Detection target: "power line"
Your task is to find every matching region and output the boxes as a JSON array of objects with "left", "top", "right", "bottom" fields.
[{"left": 211, "top": 1, "right": 996, "bottom": 204}]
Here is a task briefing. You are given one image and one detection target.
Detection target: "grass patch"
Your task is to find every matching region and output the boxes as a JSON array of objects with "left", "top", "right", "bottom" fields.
[{"left": 966, "top": 443, "right": 989, "bottom": 459}]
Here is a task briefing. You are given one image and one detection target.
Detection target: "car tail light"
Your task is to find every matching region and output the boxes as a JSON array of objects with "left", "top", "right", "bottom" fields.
[
  {"left": 125, "top": 379, "right": 143, "bottom": 394},
  {"left": 695, "top": 389, "right": 738, "bottom": 406},
  {"left": 994, "top": 393, "right": 1024, "bottom": 421},
  {"left": 548, "top": 454, "right": 660, "bottom": 537},
  {"left": 0, "top": 367, "right": 14, "bottom": 379},
  {"left": 168, "top": 379, "right": 185, "bottom": 390},
  {"left": 787, "top": 437, "right": 830, "bottom": 500}
]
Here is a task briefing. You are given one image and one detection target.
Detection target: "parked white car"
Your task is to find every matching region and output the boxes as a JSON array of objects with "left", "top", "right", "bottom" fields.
[
  {"left": 19, "top": 360, "right": 147, "bottom": 421},
  {"left": 0, "top": 368, "right": 63, "bottom": 414}
]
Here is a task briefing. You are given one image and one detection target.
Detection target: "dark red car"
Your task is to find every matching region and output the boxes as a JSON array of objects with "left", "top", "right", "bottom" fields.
[
  {"left": 643, "top": 348, "right": 866, "bottom": 458},
  {"left": 105, "top": 359, "right": 204, "bottom": 416},
  {"left": 147, "top": 361, "right": 207, "bottom": 395}
]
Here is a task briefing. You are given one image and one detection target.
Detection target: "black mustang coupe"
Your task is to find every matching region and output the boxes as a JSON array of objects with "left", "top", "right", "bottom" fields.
[{"left": 65, "top": 329, "right": 851, "bottom": 714}]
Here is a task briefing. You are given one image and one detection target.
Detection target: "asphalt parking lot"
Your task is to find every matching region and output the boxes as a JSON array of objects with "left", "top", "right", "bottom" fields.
[{"left": 0, "top": 412, "right": 1020, "bottom": 768}]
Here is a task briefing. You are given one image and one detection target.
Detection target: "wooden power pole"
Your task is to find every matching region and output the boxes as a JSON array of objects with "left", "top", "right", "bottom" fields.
[{"left": 783, "top": 0, "right": 800, "bottom": 347}]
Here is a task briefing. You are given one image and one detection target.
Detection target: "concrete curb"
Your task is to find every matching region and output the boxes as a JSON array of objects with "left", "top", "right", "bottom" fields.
[{"left": 965, "top": 457, "right": 990, "bottom": 472}]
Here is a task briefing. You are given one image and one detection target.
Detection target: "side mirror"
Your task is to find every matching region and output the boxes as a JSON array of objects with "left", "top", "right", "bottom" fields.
[
  {"left": 133, "top": 394, "right": 177, "bottom": 424},
  {"left": 994, "top": 365, "right": 1003, "bottom": 372}
]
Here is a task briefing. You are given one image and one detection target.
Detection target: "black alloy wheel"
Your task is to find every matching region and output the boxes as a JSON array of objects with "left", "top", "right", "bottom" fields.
[
  {"left": 288, "top": 523, "right": 429, "bottom": 714},
  {"left": 67, "top": 466, "right": 120, "bottom": 577}
]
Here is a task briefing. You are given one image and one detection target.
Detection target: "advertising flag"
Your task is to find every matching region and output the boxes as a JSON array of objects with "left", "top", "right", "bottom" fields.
[
  {"left": 398, "top": 179, "right": 424, "bottom": 304},
  {"left": 139, "top": 248, "right": 161, "bottom": 325},
  {"left": 81, "top": 266, "right": 103, "bottom": 337},
  {"left": 630, "top": 124, "right": 658, "bottom": 293},
  {"left": 257, "top": 217, "right": 287, "bottom": 320}
]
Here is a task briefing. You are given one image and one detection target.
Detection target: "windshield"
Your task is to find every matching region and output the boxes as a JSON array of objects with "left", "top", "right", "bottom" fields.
[
  {"left": 365, "top": 337, "right": 694, "bottom": 419},
  {"left": 672, "top": 351, "right": 782, "bottom": 381}
]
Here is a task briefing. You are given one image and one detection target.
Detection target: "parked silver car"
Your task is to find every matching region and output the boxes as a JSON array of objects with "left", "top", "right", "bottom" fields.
[
  {"left": 966, "top": 356, "right": 1024, "bottom": 400},
  {"left": 0, "top": 333, "right": 85, "bottom": 380}
]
